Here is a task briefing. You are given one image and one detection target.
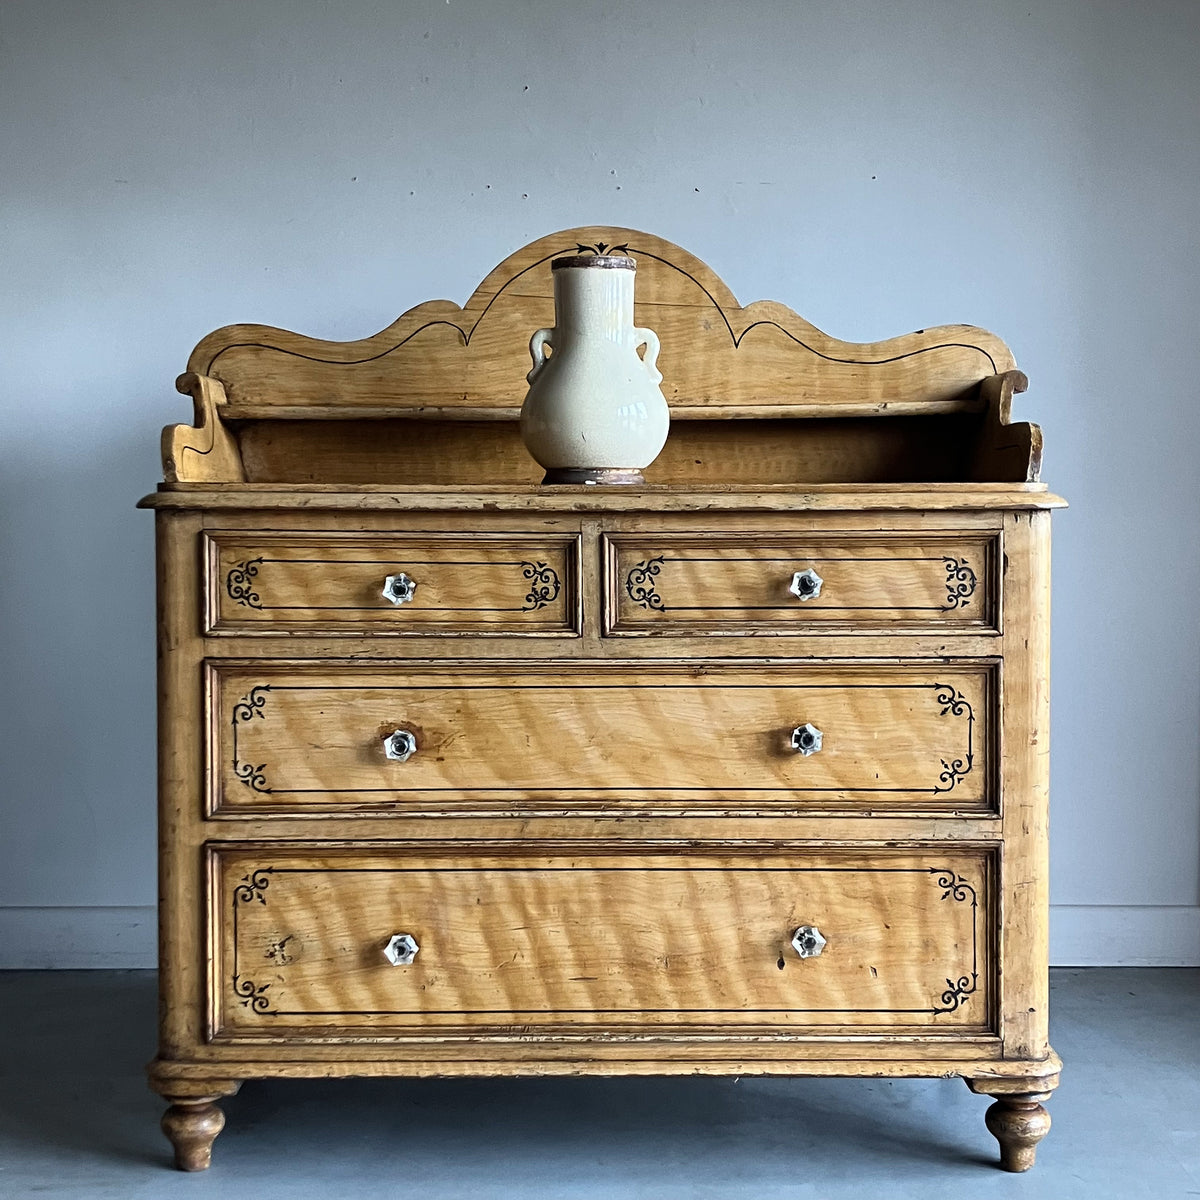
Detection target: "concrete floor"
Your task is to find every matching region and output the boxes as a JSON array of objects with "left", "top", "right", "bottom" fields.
[{"left": 0, "top": 969, "right": 1196, "bottom": 1199}]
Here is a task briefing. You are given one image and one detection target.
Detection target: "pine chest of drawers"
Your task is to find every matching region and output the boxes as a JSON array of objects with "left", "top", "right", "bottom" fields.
[{"left": 142, "top": 227, "right": 1064, "bottom": 1172}]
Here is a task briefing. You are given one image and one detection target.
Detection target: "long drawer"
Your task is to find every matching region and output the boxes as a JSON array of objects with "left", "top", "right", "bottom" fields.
[
  {"left": 211, "top": 845, "right": 994, "bottom": 1039},
  {"left": 604, "top": 531, "right": 998, "bottom": 635},
  {"left": 210, "top": 661, "right": 996, "bottom": 817},
  {"left": 205, "top": 531, "right": 580, "bottom": 635}
]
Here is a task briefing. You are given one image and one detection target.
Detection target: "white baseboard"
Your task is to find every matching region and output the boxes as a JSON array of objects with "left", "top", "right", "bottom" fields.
[
  {"left": 1, "top": 904, "right": 1197, "bottom": 969},
  {"left": 0, "top": 906, "right": 157, "bottom": 969},
  {"left": 1050, "top": 905, "right": 1200, "bottom": 966}
]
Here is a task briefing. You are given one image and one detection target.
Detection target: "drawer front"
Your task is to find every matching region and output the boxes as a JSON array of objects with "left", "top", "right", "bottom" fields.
[
  {"left": 211, "top": 661, "right": 995, "bottom": 816},
  {"left": 212, "top": 845, "right": 994, "bottom": 1038},
  {"left": 206, "top": 532, "right": 580, "bottom": 635},
  {"left": 605, "top": 532, "right": 998, "bottom": 634}
]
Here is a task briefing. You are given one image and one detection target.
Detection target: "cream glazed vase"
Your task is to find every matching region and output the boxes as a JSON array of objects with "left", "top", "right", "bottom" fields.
[{"left": 521, "top": 254, "right": 669, "bottom": 484}]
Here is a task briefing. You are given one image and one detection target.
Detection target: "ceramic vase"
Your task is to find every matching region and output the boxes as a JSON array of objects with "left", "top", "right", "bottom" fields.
[{"left": 520, "top": 254, "right": 669, "bottom": 484}]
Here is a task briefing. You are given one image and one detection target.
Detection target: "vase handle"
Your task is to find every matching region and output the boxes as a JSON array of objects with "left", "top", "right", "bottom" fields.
[
  {"left": 633, "top": 328, "right": 663, "bottom": 385},
  {"left": 527, "top": 327, "right": 554, "bottom": 384}
]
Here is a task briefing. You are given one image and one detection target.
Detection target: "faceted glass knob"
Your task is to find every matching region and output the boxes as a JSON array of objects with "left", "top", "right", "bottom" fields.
[
  {"left": 791, "top": 723, "right": 823, "bottom": 756},
  {"left": 789, "top": 568, "right": 823, "bottom": 600},
  {"left": 383, "top": 573, "right": 417, "bottom": 606},
  {"left": 383, "top": 933, "right": 419, "bottom": 965},
  {"left": 383, "top": 729, "right": 418, "bottom": 762},
  {"left": 791, "top": 925, "right": 826, "bottom": 959}
]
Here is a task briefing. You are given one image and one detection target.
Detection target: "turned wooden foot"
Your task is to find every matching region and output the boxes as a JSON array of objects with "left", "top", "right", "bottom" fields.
[
  {"left": 161, "top": 1100, "right": 225, "bottom": 1171},
  {"left": 983, "top": 1092, "right": 1052, "bottom": 1172}
]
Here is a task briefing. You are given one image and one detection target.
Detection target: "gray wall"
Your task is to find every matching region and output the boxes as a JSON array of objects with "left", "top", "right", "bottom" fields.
[{"left": 2, "top": 0, "right": 1197, "bottom": 966}]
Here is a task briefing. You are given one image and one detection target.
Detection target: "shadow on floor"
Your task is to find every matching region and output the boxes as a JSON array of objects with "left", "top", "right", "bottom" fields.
[
  {"left": 3, "top": 969, "right": 1198, "bottom": 1199},
  {"left": 0, "top": 970, "right": 985, "bottom": 1172}
]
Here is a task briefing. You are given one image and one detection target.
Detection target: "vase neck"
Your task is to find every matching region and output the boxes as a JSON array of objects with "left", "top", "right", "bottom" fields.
[{"left": 553, "top": 267, "right": 635, "bottom": 339}]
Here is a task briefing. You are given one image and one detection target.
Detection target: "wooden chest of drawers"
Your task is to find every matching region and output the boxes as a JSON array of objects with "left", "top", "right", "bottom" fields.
[{"left": 142, "top": 227, "right": 1063, "bottom": 1173}]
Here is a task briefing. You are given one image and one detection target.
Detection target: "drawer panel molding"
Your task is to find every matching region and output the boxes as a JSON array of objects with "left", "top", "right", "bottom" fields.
[
  {"left": 605, "top": 532, "right": 1000, "bottom": 635},
  {"left": 210, "top": 661, "right": 998, "bottom": 818},
  {"left": 206, "top": 532, "right": 581, "bottom": 636},
  {"left": 210, "top": 845, "right": 995, "bottom": 1039}
]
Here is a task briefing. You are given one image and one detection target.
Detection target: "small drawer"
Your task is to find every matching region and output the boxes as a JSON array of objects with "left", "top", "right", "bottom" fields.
[
  {"left": 210, "top": 660, "right": 996, "bottom": 817},
  {"left": 211, "top": 845, "right": 994, "bottom": 1039},
  {"left": 205, "top": 532, "right": 580, "bottom": 636},
  {"left": 604, "top": 532, "right": 998, "bottom": 635}
]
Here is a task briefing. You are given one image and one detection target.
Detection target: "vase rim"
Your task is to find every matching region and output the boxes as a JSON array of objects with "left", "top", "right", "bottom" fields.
[{"left": 551, "top": 254, "right": 636, "bottom": 271}]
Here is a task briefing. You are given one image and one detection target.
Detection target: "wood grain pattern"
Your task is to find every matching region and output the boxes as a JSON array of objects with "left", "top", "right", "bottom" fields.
[
  {"left": 995, "top": 510, "right": 1053, "bottom": 1061},
  {"left": 206, "top": 531, "right": 580, "bottom": 635},
  {"left": 143, "top": 482, "right": 1065, "bottom": 511},
  {"left": 158, "top": 229, "right": 1042, "bottom": 488},
  {"left": 186, "top": 227, "right": 1014, "bottom": 421},
  {"left": 210, "top": 661, "right": 994, "bottom": 816},
  {"left": 163, "top": 374, "right": 245, "bottom": 483},
  {"left": 211, "top": 845, "right": 993, "bottom": 1037},
  {"left": 605, "top": 531, "right": 997, "bottom": 634},
  {"left": 971, "top": 371, "right": 1043, "bottom": 484},
  {"left": 148, "top": 1048, "right": 1059, "bottom": 1080},
  {"left": 146, "top": 228, "right": 1060, "bottom": 1172},
  {"left": 235, "top": 415, "right": 986, "bottom": 487},
  {"left": 983, "top": 1093, "right": 1053, "bottom": 1172},
  {"left": 160, "top": 1102, "right": 225, "bottom": 1171}
]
